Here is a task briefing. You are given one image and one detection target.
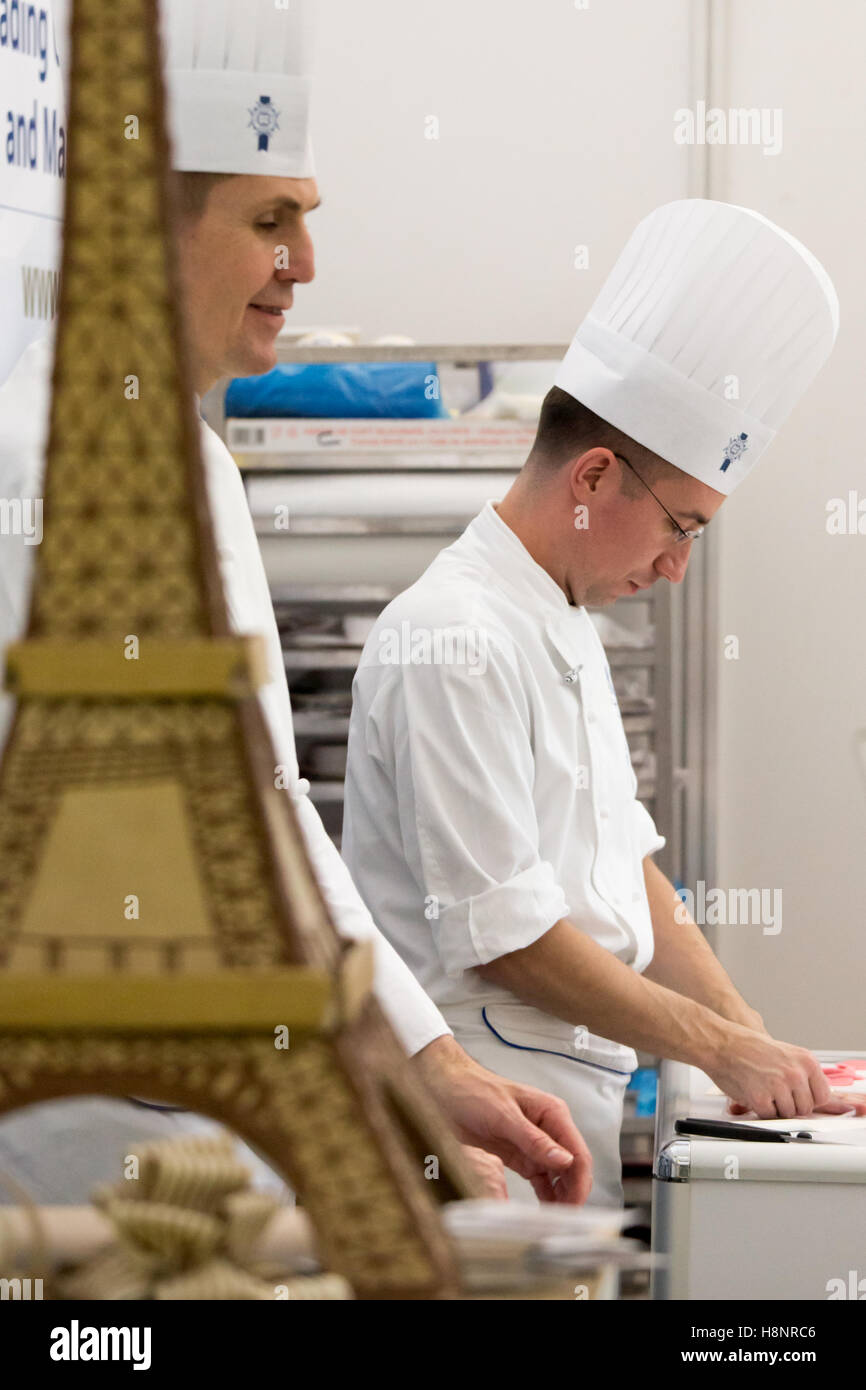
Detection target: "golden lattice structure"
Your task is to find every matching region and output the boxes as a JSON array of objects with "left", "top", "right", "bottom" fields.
[{"left": 0, "top": 0, "right": 476, "bottom": 1299}]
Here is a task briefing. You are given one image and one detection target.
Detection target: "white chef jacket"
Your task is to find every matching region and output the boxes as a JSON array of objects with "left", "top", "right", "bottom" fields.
[
  {"left": 0, "top": 333, "right": 449, "bottom": 1059},
  {"left": 343, "top": 500, "right": 666, "bottom": 1201}
]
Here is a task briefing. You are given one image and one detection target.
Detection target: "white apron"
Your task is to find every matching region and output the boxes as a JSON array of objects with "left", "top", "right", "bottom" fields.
[{"left": 443, "top": 1000, "right": 637, "bottom": 1207}]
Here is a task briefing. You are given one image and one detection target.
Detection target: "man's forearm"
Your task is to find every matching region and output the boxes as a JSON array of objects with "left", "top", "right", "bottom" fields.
[
  {"left": 476, "top": 918, "right": 734, "bottom": 1070},
  {"left": 641, "top": 857, "right": 764, "bottom": 1030},
  {"left": 475, "top": 911, "right": 866, "bottom": 1125}
]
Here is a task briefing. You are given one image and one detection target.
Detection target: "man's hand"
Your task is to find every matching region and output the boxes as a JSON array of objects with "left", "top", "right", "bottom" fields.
[
  {"left": 728, "top": 1089, "right": 866, "bottom": 1118},
  {"left": 460, "top": 1145, "right": 509, "bottom": 1199},
  {"left": 413, "top": 1035, "right": 593, "bottom": 1204},
  {"left": 707, "top": 1025, "right": 866, "bottom": 1119}
]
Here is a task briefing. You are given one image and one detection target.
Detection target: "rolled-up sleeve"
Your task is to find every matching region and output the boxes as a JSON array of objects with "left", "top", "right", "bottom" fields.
[{"left": 368, "top": 630, "right": 570, "bottom": 979}]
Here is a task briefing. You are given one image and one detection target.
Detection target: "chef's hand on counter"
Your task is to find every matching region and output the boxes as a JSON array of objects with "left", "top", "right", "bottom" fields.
[
  {"left": 727, "top": 1091, "right": 866, "bottom": 1117},
  {"left": 412, "top": 1035, "right": 593, "bottom": 1204},
  {"left": 459, "top": 1145, "right": 509, "bottom": 1199},
  {"left": 707, "top": 1028, "right": 866, "bottom": 1120}
]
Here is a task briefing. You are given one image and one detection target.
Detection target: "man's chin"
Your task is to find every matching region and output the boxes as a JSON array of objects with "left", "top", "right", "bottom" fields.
[{"left": 224, "top": 343, "right": 279, "bottom": 381}]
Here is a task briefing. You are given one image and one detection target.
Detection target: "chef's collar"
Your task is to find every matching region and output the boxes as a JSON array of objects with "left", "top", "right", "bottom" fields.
[{"left": 466, "top": 500, "right": 573, "bottom": 618}]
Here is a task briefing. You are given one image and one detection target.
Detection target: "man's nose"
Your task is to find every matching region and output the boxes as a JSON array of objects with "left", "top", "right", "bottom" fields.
[
  {"left": 654, "top": 540, "right": 692, "bottom": 584},
  {"left": 275, "top": 229, "right": 315, "bottom": 285}
]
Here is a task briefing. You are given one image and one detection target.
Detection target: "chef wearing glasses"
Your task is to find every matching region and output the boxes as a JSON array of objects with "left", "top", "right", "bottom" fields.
[{"left": 342, "top": 198, "right": 861, "bottom": 1207}]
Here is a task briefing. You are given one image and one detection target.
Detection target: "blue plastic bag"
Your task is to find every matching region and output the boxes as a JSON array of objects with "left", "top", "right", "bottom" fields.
[{"left": 225, "top": 362, "right": 448, "bottom": 419}]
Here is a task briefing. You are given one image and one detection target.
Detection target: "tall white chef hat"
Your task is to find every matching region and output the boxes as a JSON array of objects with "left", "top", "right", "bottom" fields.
[
  {"left": 555, "top": 200, "right": 839, "bottom": 494},
  {"left": 162, "top": 0, "right": 314, "bottom": 178}
]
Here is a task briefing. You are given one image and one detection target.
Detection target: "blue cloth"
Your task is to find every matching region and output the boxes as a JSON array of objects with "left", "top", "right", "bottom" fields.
[
  {"left": 225, "top": 362, "right": 448, "bottom": 419},
  {"left": 628, "top": 1066, "right": 658, "bottom": 1117}
]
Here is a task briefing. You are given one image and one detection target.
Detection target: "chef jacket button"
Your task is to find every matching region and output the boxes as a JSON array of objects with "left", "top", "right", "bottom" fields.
[{"left": 296, "top": 778, "right": 311, "bottom": 796}]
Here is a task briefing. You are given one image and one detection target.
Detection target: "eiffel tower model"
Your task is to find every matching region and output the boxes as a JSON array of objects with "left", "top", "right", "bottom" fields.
[{"left": 0, "top": 0, "right": 475, "bottom": 1299}]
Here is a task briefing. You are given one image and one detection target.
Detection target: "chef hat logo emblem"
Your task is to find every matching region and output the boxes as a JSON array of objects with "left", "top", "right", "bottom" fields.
[
  {"left": 721, "top": 432, "right": 749, "bottom": 473},
  {"left": 248, "top": 95, "right": 281, "bottom": 152}
]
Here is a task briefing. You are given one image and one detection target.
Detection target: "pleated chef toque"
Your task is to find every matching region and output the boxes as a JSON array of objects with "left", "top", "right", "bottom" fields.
[
  {"left": 161, "top": 0, "right": 315, "bottom": 178},
  {"left": 555, "top": 200, "right": 839, "bottom": 494}
]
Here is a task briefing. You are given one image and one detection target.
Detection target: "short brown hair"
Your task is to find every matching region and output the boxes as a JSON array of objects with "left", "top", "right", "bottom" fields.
[
  {"left": 171, "top": 171, "right": 235, "bottom": 220},
  {"left": 527, "top": 386, "right": 679, "bottom": 497}
]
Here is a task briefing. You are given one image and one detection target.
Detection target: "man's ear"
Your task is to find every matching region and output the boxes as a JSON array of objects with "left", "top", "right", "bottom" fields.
[{"left": 569, "top": 447, "right": 617, "bottom": 499}]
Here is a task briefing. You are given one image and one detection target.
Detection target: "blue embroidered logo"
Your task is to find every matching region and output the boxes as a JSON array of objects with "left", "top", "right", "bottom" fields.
[
  {"left": 248, "top": 94, "right": 280, "bottom": 151},
  {"left": 721, "top": 432, "right": 749, "bottom": 472}
]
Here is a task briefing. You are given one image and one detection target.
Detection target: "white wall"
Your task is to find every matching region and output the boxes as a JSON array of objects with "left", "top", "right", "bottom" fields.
[
  {"left": 306, "top": 0, "right": 693, "bottom": 342},
  {"left": 710, "top": 0, "right": 866, "bottom": 1046}
]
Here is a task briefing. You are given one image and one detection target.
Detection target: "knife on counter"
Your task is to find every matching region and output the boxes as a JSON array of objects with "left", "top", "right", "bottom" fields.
[{"left": 674, "top": 1117, "right": 814, "bottom": 1143}]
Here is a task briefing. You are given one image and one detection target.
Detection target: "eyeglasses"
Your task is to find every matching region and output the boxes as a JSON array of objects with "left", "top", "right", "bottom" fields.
[{"left": 615, "top": 454, "right": 704, "bottom": 545}]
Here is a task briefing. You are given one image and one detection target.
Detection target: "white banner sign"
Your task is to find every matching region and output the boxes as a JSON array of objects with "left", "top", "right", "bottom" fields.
[{"left": 0, "top": 0, "right": 69, "bottom": 385}]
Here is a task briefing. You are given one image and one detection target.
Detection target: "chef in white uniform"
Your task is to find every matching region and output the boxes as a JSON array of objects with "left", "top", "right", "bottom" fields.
[
  {"left": 0, "top": 0, "right": 592, "bottom": 1205},
  {"left": 343, "top": 199, "right": 864, "bottom": 1207}
]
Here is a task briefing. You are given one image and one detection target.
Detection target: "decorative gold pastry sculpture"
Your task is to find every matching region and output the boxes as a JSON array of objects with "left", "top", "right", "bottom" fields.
[
  {"left": 56, "top": 1132, "right": 353, "bottom": 1302},
  {"left": 0, "top": 0, "right": 475, "bottom": 1299}
]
